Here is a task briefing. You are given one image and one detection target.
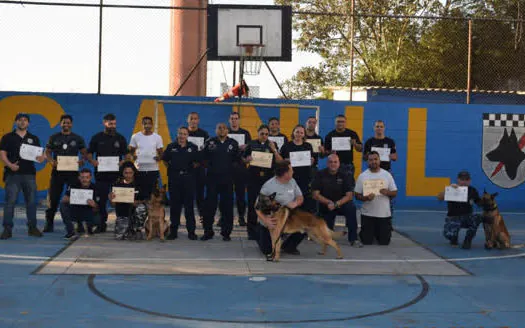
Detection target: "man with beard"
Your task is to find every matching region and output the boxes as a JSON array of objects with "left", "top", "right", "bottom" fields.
[{"left": 87, "top": 113, "right": 128, "bottom": 233}]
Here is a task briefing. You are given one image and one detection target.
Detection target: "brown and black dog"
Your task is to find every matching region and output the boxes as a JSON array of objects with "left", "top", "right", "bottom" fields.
[
  {"left": 257, "top": 193, "right": 345, "bottom": 261},
  {"left": 145, "top": 184, "right": 169, "bottom": 241},
  {"left": 479, "top": 191, "right": 511, "bottom": 249}
]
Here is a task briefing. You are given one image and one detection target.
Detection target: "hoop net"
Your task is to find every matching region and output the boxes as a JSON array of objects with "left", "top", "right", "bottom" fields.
[{"left": 239, "top": 44, "right": 265, "bottom": 75}]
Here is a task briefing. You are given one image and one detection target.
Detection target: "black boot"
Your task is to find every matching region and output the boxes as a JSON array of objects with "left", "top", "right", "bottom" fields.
[
  {"left": 28, "top": 226, "right": 43, "bottom": 237},
  {"left": 238, "top": 217, "right": 247, "bottom": 227},
  {"left": 43, "top": 218, "right": 54, "bottom": 233},
  {"left": 0, "top": 227, "right": 13, "bottom": 240},
  {"left": 461, "top": 235, "right": 473, "bottom": 249}
]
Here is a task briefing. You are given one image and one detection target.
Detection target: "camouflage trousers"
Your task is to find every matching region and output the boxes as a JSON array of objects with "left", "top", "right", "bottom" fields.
[{"left": 443, "top": 214, "right": 483, "bottom": 241}]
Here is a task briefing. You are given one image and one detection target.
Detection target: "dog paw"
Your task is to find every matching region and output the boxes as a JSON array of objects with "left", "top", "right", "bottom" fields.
[{"left": 336, "top": 256, "right": 343, "bottom": 260}]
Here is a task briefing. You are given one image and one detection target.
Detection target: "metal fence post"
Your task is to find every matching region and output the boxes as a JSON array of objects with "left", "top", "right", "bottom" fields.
[{"left": 466, "top": 19, "right": 473, "bottom": 104}]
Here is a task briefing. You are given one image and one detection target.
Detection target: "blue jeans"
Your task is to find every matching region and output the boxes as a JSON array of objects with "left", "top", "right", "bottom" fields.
[
  {"left": 59, "top": 202, "right": 98, "bottom": 234},
  {"left": 320, "top": 202, "right": 358, "bottom": 242},
  {"left": 3, "top": 174, "right": 37, "bottom": 228}
]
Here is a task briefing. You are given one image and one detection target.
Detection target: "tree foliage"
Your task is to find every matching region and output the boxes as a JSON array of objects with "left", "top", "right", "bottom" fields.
[{"left": 275, "top": 0, "right": 525, "bottom": 98}]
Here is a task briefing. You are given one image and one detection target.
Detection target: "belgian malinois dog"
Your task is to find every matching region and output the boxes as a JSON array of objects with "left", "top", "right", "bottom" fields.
[
  {"left": 145, "top": 183, "right": 169, "bottom": 241},
  {"left": 479, "top": 191, "right": 511, "bottom": 250},
  {"left": 257, "top": 193, "right": 346, "bottom": 261}
]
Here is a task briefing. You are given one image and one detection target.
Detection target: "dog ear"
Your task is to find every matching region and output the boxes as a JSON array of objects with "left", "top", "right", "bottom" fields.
[
  {"left": 269, "top": 192, "right": 277, "bottom": 200},
  {"left": 491, "top": 192, "right": 499, "bottom": 199}
]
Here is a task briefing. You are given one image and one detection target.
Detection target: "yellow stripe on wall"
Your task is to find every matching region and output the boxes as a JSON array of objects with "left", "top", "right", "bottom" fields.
[
  {"left": 406, "top": 108, "right": 450, "bottom": 196},
  {"left": 345, "top": 106, "right": 364, "bottom": 180}
]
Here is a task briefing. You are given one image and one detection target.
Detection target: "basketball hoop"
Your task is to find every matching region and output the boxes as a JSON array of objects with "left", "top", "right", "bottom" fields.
[{"left": 239, "top": 44, "right": 265, "bottom": 75}]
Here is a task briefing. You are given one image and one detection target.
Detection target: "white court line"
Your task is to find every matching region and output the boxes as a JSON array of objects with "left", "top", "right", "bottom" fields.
[
  {"left": 1, "top": 253, "right": 525, "bottom": 263},
  {"left": 396, "top": 209, "right": 525, "bottom": 215}
]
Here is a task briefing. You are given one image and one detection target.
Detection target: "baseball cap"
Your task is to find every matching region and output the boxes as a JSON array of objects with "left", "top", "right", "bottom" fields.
[
  {"left": 14, "top": 113, "right": 30, "bottom": 122},
  {"left": 457, "top": 171, "right": 471, "bottom": 180}
]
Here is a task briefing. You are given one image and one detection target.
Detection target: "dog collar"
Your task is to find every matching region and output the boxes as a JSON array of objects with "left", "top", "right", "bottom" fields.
[{"left": 484, "top": 205, "right": 498, "bottom": 211}]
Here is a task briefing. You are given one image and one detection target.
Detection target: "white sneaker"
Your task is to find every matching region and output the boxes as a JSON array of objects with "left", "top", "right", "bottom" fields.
[{"left": 350, "top": 240, "right": 363, "bottom": 248}]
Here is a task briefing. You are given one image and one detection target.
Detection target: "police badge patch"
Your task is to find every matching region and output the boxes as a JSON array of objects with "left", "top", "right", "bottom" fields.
[{"left": 482, "top": 113, "right": 525, "bottom": 188}]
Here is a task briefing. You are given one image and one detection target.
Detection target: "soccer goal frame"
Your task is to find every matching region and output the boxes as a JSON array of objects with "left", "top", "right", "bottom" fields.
[{"left": 153, "top": 100, "right": 320, "bottom": 134}]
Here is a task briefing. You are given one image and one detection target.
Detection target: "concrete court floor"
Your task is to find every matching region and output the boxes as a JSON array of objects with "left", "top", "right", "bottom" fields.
[{"left": 0, "top": 207, "right": 524, "bottom": 328}]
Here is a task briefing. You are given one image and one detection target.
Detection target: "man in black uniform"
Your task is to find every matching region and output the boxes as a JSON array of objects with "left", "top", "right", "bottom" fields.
[
  {"left": 87, "top": 113, "right": 128, "bottom": 233},
  {"left": 187, "top": 112, "right": 209, "bottom": 223},
  {"left": 162, "top": 127, "right": 200, "bottom": 240},
  {"left": 59, "top": 168, "right": 99, "bottom": 239},
  {"left": 200, "top": 123, "right": 239, "bottom": 241},
  {"left": 0, "top": 113, "right": 46, "bottom": 239},
  {"left": 268, "top": 117, "right": 288, "bottom": 151},
  {"left": 44, "top": 114, "right": 88, "bottom": 232},
  {"left": 243, "top": 125, "right": 282, "bottom": 240},
  {"left": 305, "top": 116, "right": 325, "bottom": 175},
  {"left": 227, "top": 111, "right": 251, "bottom": 226},
  {"left": 312, "top": 154, "right": 362, "bottom": 247},
  {"left": 363, "top": 120, "right": 397, "bottom": 171},
  {"left": 324, "top": 115, "right": 362, "bottom": 177}
]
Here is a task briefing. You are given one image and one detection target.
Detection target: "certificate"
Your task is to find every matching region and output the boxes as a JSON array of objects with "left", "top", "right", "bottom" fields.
[
  {"left": 137, "top": 150, "right": 156, "bottom": 164},
  {"left": 290, "top": 151, "right": 311, "bottom": 167},
  {"left": 97, "top": 156, "right": 119, "bottom": 172},
  {"left": 251, "top": 151, "right": 273, "bottom": 168},
  {"left": 444, "top": 186, "right": 468, "bottom": 202},
  {"left": 363, "top": 179, "right": 386, "bottom": 196},
  {"left": 306, "top": 139, "right": 321, "bottom": 153},
  {"left": 268, "top": 136, "right": 285, "bottom": 150},
  {"left": 112, "top": 187, "right": 135, "bottom": 203},
  {"left": 70, "top": 188, "right": 93, "bottom": 205},
  {"left": 57, "top": 156, "right": 79, "bottom": 171},
  {"left": 371, "top": 147, "right": 391, "bottom": 162},
  {"left": 228, "top": 134, "right": 245, "bottom": 146},
  {"left": 331, "top": 137, "right": 351, "bottom": 151},
  {"left": 19, "top": 144, "right": 43, "bottom": 162},
  {"left": 188, "top": 136, "right": 205, "bottom": 150}
]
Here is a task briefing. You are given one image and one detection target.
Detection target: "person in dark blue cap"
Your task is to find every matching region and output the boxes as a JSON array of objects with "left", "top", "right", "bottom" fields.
[{"left": 0, "top": 113, "right": 47, "bottom": 239}]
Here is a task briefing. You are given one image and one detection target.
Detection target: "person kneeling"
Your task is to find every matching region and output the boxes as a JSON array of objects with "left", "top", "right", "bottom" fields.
[
  {"left": 255, "top": 160, "right": 305, "bottom": 260},
  {"left": 59, "top": 168, "right": 100, "bottom": 239},
  {"left": 354, "top": 151, "right": 397, "bottom": 245}
]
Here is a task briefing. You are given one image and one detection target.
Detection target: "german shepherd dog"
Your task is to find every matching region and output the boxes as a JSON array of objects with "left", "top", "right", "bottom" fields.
[
  {"left": 479, "top": 191, "right": 511, "bottom": 250},
  {"left": 257, "top": 193, "right": 345, "bottom": 261},
  {"left": 145, "top": 183, "right": 169, "bottom": 241}
]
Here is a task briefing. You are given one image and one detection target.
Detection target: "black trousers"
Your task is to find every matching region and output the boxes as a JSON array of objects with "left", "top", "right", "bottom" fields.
[
  {"left": 257, "top": 223, "right": 305, "bottom": 255},
  {"left": 136, "top": 170, "right": 160, "bottom": 200},
  {"left": 359, "top": 215, "right": 392, "bottom": 245},
  {"left": 168, "top": 174, "right": 196, "bottom": 234},
  {"left": 194, "top": 166, "right": 206, "bottom": 218},
  {"left": 232, "top": 165, "right": 248, "bottom": 219},
  {"left": 95, "top": 180, "right": 113, "bottom": 225},
  {"left": 45, "top": 172, "right": 78, "bottom": 224},
  {"left": 204, "top": 178, "right": 234, "bottom": 237},
  {"left": 247, "top": 175, "right": 271, "bottom": 239}
]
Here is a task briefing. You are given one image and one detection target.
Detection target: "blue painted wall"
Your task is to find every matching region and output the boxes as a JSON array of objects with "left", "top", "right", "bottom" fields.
[{"left": 0, "top": 91, "right": 524, "bottom": 211}]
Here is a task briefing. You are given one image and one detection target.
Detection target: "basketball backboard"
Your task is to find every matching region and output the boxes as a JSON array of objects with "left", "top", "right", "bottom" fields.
[{"left": 207, "top": 5, "right": 292, "bottom": 62}]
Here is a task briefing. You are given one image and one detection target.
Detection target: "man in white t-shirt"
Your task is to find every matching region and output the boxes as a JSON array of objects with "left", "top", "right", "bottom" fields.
[
  {"left": 354, "top": 151, "right": 397, "bottom": 245},
  {"left": 129, "top": 116, "right": 164, "bottom": 201}
]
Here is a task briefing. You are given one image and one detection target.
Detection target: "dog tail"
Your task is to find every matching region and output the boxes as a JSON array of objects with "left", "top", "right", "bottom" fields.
[
  {"left": 510, "top": 243, "right": 525, "bottom": 249},
  {"left": 330, "top": 230, "right": 348, "bottom": 240}
]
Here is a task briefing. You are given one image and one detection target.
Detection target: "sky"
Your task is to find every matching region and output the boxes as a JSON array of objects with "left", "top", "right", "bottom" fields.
[{"left": 0, "top": 0, "right": 322, "bottom": 98}]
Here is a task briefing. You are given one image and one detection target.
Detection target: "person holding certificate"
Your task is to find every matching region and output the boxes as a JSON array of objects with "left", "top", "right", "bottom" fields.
[
  {"left": 242, "top": 125, "right": 282, "bottom": 240},
  {"left": 324, "top": 115, "right": 363, "bottom": 177},
  {"left": 363, "top": 120, "right": 397, "bottom": 171},
  {"left": 305, "top": 116, "right": 325, "bottom": 174},
  {"left": 280, "top": 125, "right": 315, "bottom": 212},
  {"left": 109, "top": 162, "right": 139, "bottom": 220},
  {"left": 162, "top": 127, "right": 200, "bottom": 241},
  {"left": 200, "top": 123, "right": 239, "bottom": 241},
  {"left": 437, "top": 171, "right": 483, "bottom": 249},
  {"left": 312, "top": 154, "right": 362, "bottom": 248},
  {"left": 187, "top": 112, "right": 209, "bottom": 224},
  {"left": 44, "top": 114, "right": 88, "bottom": 233},
  {"left": 87, "top": 113, "right": 129, "bottom": 233},
  {"left": 59, "top": 168, "right": 99, "bottom": 239},
  {"left": 227, "top": 111, "right": 252, "bottom": 227},
  {"left": 0, "top": 113, "right": 46, "bottom": 240},
  {"left": 268, "top": 117, "right": 288, "bottom": 151},
  {"left": 354, "top": 151, "right": 397, "bottom": 245},
  {"left": 129, "top": 116, "right": 164, "bottom": 201}
]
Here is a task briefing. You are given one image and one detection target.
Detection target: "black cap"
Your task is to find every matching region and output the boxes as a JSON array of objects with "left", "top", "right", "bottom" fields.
[
  {"left": 457, "top": 171, "right": 471, "bottom": 180},
  {"left": 15, "top": 113, "right": 30, "bottom": 122}
]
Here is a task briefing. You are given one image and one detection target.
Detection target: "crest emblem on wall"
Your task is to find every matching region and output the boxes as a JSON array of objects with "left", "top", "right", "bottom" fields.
[{"left": 482, "top": 113, "right": 525, "bottom": 188}]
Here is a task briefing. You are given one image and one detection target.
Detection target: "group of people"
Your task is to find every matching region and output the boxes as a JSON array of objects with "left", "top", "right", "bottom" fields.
[{"left": 0, "top": 110, "right": 405, "bottom": 255}]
